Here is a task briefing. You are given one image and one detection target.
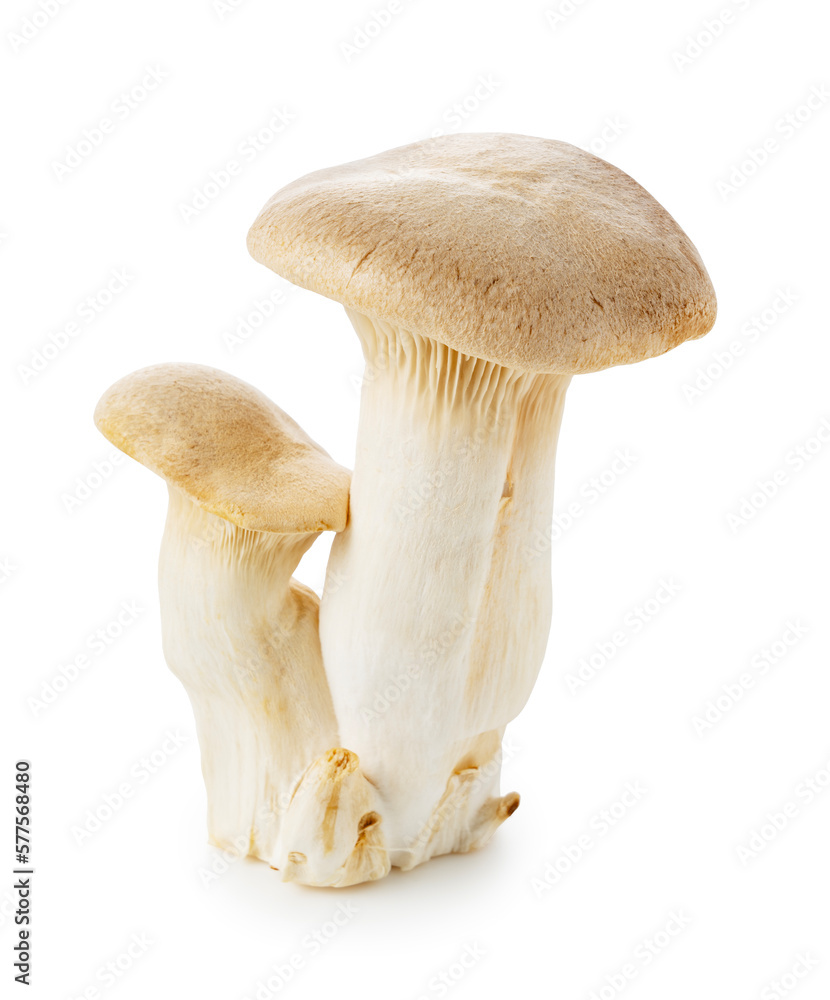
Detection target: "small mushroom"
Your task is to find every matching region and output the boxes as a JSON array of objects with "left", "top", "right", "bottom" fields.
[
  {"left": 247, "top": 134, "right": 716, "bottom": 873},
  {"left": 94, "top": 363, "right": 352, "bottom": 863}
]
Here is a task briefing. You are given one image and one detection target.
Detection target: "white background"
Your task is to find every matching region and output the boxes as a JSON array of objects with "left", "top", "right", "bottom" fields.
[{"left": 3, "top": 0, "right": 829, "bottom": 997}]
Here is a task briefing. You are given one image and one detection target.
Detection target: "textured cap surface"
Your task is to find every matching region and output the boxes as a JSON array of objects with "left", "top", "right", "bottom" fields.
[
  {"left": 247, "top": 133, "right": 716, "bottom": 374},
  {"left": 94, "top": 363, "right": 350, "bottom": 533}
]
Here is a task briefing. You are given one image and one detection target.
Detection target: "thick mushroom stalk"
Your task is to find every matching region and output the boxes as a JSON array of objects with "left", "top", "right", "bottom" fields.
[
  {"left": 320, "top": 312, "right": 569, "bottom": 863},
  {"left": 158, "top": 488, "right": 334, "bottom": 860},
  {"left": 94, "top": 364, "right": 387, "bottom": 877},
  {"left": 243, "top": 132, "right": 716, "bottom": 883}
]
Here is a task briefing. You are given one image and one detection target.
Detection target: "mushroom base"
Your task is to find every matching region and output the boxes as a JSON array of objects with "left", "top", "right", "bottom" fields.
[{"left": 273, "top": 735, "right": 518, "bottom": 884}]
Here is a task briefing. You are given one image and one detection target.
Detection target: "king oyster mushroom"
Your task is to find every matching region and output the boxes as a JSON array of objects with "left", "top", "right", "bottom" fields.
[
  {"left": 94, "top": 363, "right": 389, "bottom": 883},
  {"left": 246, "top": 133, "right": 717, "bottom": 875}
]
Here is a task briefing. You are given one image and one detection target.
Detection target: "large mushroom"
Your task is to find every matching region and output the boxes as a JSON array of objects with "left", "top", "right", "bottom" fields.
[
  {"left": 246, "top": 134, "right": 716, "bottom": 874},
  {"left": 94, "top": 363, "right": 364, "bottom": 869}
]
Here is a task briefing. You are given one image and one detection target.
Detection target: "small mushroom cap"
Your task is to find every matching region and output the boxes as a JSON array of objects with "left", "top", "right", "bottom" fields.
[
  {"left": 94, "top": 363, "right": 350, "bottom": 533},
  {"left": 247, "top": 133, "right": 716, "bottom": 375}
]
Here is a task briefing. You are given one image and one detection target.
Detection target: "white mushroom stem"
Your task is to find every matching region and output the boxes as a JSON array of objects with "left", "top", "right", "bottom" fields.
[
  {"left": 159, "top": 486, "right": 339, "bottom": 862},
  {"left": 462, "top": 369, "right": 570, "bottom": 734},
  {"left": 320, "top": 310, "right": 570, "bottom": 867}
]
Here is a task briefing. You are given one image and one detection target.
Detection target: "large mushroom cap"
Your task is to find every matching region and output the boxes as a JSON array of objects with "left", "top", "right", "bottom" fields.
[
  {"left": 247, "top": 133, "right": 716, "bottom": 375},
  {"left": 94, "top": 363, "right": 350, "bottom": 533}
]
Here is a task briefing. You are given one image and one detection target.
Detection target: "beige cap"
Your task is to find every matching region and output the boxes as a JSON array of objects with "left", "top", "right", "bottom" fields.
[
  {"left": 247, "top": 133, "right": 716, "bottom": 374},
  {"left": 94, "top": 363, "right": 350, "bottom": 533}
]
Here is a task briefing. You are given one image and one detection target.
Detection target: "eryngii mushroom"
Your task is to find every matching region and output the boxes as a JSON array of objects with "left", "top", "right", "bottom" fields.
[
  {"left": 93, "top": 362, "right": 360, "bottom": 866},
  {"left": 247, "top": 134, "right": 716, "bottom": 875}
]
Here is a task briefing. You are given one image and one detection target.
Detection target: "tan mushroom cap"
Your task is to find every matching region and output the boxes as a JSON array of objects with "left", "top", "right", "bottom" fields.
[
  {"left": 94, "top": 363, "right": 350, "bottom": 533},
  {"left": 247, "top": 133, "right": 716, "bottom": 375}
]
